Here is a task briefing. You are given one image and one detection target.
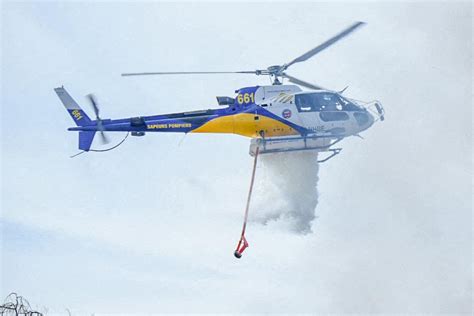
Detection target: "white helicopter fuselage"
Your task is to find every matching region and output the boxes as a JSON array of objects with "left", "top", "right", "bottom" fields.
[
  {"left": 246, "top": 84, "right": 383, "bottom": 156},
  {"left": 254, "top": 85, "right": 378, "bottom": 135}
]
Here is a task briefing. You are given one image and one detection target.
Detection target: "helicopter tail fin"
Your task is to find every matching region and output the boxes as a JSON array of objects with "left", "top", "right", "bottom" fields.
[
  {"left": 54, "top": 86, "right": 92, "bottom": 127},
  {"left": 55, "top": 86, "right": 96, "bottom": 152}
]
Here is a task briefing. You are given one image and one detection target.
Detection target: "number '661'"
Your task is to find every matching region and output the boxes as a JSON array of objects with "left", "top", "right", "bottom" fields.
[{"left": 237, "top": 93, "right": 255, "bottom": 104}]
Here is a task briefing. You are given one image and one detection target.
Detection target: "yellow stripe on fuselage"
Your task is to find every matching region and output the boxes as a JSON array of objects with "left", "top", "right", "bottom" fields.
[{"left": 191, "top": 113, "right": 299, "bottom": 138}]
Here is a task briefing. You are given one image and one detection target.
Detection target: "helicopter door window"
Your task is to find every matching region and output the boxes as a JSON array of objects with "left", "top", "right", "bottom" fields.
[{"left": 295, "top": 94, "right": 318, "bottom": 112}]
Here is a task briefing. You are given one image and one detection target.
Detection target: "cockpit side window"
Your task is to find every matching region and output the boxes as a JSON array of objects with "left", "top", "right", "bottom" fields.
[
  {"left": 338, "top": 95, "right": 362, "bottom": 111},
  {"left": 319, "top": 93, "right": 341, "bottom": 111},
  {"left": 296, "top": 93, "right": 360, "bottom": 112}
]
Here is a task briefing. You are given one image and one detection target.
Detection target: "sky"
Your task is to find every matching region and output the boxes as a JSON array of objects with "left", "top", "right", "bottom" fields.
[{"left": 1, "top": 1, "right": 472, "bottom": 314}]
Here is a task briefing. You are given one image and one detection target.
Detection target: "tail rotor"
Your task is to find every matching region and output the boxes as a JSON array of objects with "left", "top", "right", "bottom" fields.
[{"left": 86, "top": 93, "right": 110, "bottom": 144}]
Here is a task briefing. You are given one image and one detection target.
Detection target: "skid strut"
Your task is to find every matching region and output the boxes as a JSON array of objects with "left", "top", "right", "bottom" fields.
[{"left": 234, "top": 145, "right": 260, "bottom": 259}]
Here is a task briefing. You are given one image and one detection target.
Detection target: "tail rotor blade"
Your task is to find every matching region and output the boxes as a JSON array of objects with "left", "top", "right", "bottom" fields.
[
  {"left": 99, "top": 130, "right": 110, "bottom": 144},
  {"left": 86, "top": 93, "right": 110, "bottom": 145},
  {"left": 96, "top": 120, "right": 109, "bottom": 144},
  {"left": 86, "top": 93, "right": 100, "bottom": 118}
]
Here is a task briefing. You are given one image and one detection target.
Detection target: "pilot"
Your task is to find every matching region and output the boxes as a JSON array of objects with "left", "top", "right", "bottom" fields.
[
  {"left": 324, "top": 94, "right": 338, "bottom": 111},
  {"left": 299, "top": 96, "right": 312, "bottom": 111}
]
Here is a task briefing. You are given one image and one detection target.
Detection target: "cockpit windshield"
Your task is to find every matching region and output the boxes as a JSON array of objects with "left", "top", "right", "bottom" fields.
[{"left": 295, "top": 92, "right": 360, "bottom": 112}]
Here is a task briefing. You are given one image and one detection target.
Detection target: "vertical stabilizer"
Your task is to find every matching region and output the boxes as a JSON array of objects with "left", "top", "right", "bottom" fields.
[{"left": 54, "top": 87, "right": 92, "bottom": 126}]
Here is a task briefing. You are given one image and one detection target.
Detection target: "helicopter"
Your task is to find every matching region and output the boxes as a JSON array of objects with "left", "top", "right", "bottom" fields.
[
  {"left": 55, "top": 21, "right": 384, "bottom": 162},
  {"left": 56, "top": 21, "right": 385, "bottom": 258}
]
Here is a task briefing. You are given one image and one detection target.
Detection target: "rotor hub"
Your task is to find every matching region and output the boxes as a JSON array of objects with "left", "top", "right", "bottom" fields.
[{"left": 266, "top": 65, "right": 284, "bottom": 75}]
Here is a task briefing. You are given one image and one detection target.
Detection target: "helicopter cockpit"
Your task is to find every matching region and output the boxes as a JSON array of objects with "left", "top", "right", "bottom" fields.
[{"left": 295, "top": 92, "right": 361, "bottom": 112}]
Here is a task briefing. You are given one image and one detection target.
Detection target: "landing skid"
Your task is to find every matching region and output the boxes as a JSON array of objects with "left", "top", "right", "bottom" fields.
[{"left": 317, "top": 148, "right": 342, "bottom": 163}]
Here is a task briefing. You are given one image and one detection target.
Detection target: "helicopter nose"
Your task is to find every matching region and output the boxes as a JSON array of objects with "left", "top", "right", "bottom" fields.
[
  {"left": 367, "top": 111, "right": 375, "bottom": 126},
  {"left": 368, "top": 112, "right": 376, "bottom": 130},
  {"left": 354, "top": 110, "right": 374, "bottom": 130}
]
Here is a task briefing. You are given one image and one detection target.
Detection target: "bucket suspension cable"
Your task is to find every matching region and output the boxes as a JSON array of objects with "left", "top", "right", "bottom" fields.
[{"left": 234, "top": 145, "right": 260, "bottom": 259}]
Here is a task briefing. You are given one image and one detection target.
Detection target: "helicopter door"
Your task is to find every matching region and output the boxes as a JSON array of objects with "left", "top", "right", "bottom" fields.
[{"left": 294, "top": 94, "right": 323, "bottom": 132}]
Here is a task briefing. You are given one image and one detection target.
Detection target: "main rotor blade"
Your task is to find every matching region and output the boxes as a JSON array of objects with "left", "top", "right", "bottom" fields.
[
  {"left": 282, "top": 73, "right": 326, "bottom": 90},
  {"left": 121, "top": 71, "right": 258, "bottom": 77},
  {"left": 286, "top": 21, "right": 366, "bottom": 68}
]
